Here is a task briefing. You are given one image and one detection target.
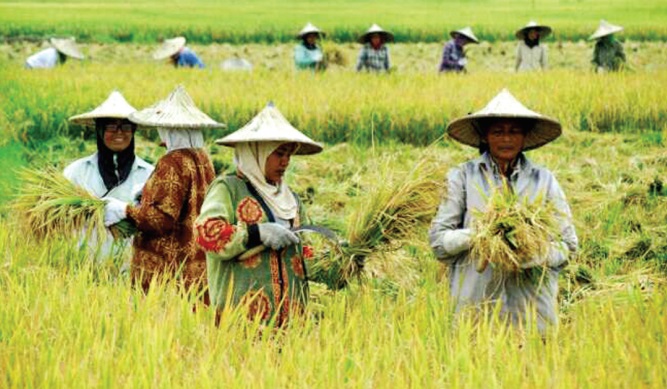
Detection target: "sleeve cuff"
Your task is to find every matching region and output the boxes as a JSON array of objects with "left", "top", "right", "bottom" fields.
[{"left": 246, "top": 224, "right": 261, "bottom": 249}]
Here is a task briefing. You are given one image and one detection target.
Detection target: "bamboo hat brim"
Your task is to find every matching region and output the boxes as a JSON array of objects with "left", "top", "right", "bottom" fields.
[
  {"left": 49, "top": 37, "right": 84, "bottom": 60},
  {"left": 129, "top": 85, "right": 225, "bottom": 129},
  {"left": 358, "top": 24, "right": 394, "bottom": 44},
  {"left": 589, "top": 20, "right": 623, "bottom": 40},
  {"left": 446, "top": 89, "right": 562, "bottom": 151},
  {"left": 69, "top": 90, "right": 136, "bottom": 126},
  {"left": 215, "top": 103, "right": 323, "bottom": 155},
  {"left": 152, "top": 37, "right": 186, "bottom": 60},
  {"left": 297, "top": 22, "right": 326, "bottom": 39},
  {"left": 449, "top": 27, "right": 480, "bottom": 44},
  {"left": 515, "top": 21, "right": 552, "bottom": 40}
]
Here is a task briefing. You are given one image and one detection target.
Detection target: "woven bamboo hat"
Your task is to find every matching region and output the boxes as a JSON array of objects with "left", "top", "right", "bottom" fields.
[
  {"left": 358, "top": 24, "right": 395, "bottom": 44},
  {"left": 152, "top": 36, "right": 186, "bottom": 60},
  {"left": 129, "top": 85, "right": 225, "bottom": 129},
  {"left": 69, "top": 90, "right": 136, "bottom": 126},
  {"left": 216, "top": 102, "right": 323, "bottom": 155},
  {"left": 449, "top": 27, "right": 479, "bottom": 44},
  {"left": 49, "top": 37, "right": 84, "bottom": 60},
  {"left": 516, "top": 21, "right": 552, "bottom": 40},
  {"left": 447, "top": 89, "right": 561, "bottom": 151},
  {"left": 589, "top": 20, "right": 623, "bottom": 40},
  {"left": 297, "top": 22, "right": 326, "bottom": 39}
]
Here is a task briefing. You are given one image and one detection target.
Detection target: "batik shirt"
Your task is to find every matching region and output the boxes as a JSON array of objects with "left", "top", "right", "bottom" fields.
[
  {"left": 356, "top": 43, "right": 390, "bottom": 72},
  {"left": 127, "top": 148, "right": 215, "bottom": 294}
]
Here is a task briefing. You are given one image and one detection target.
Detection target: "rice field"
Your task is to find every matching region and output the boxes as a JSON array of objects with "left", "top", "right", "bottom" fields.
[{"left": 2, "top": 2, "right": 667, "bottom": 387}]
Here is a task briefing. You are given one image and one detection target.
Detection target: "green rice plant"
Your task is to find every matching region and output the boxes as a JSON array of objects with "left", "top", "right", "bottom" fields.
[{"left": 470, "top": 180, "right": 561, "bottom": 273}]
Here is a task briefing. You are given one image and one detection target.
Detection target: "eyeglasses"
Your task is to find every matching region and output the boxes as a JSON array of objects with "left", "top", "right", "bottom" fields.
[{"left": 104, "top": 124, "right": 134, "bottom": 133}]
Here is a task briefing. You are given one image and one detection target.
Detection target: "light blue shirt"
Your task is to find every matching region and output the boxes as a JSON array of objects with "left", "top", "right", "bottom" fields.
[
  {"left": 25, "top": 47, "right": 59, "bottom": 69},
  {"left": 294, "top": 43, "right": 323, "bottom": 70},
  {"left": 177, "top": 47, "right": 205, "bottom": 68}
]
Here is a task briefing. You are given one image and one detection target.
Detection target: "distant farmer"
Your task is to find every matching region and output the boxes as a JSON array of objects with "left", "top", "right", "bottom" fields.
[
  {"left": 65, "top": 90, "right": 154, "bottom": 261},
  {"left": 294, "top": 22, "right": 326, "bottom": 71},
  {"left": 25, "top": 37, "right": 84, "bottom": 69},
  {"left": 356, "top": 24, "right": 393, "bottom": 73},
  {"left": 515, "top": 21, "right": 551, "bottom": 72},
  {"left": 429, "top": 89, "right": 578, "bottom": 334},
  {"left": 103, "top": 86, "right": 222, "bottom": 300},
  {"left": 590, "top": 20, "right": 626, "bottom": 72},
  {"left": 195, "top": 102, "right": 323, "bottom": 327},
  {"left": 153, "top": 36, "right": 205, "bottom": 69},
  {"left": 439, "top": 27, "right": 479, "bottom": 73}
]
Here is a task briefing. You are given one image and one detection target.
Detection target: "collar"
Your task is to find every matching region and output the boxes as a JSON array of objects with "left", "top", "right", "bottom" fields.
[
  {"left": 477, "top": 151, "right": 535, "bottom": 178},
  {"left": 84, "top": 152, "right": 152, "bottom": 170}
]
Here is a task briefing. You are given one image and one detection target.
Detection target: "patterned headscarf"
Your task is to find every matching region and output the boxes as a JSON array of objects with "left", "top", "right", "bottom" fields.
[{"left": 234, "top": 141, "right": 298, "bottom": 220}]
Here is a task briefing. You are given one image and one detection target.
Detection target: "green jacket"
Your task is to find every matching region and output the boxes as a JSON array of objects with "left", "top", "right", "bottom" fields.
[
  {"left": 195, "top": 175, "right": 309, "bottom": 325},
  {"left": 592, "top": 37, "right": 626, "bottom": 71}
]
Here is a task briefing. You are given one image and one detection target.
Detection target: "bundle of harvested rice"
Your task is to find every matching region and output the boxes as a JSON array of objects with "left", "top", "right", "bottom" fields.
[
  {"left": 470, "top": 181, "right": 561, "bottom": 273},
  {"left": 308, "top": 159, "right": 440, "bottom": 289},
  {"left": 12, "top": 166, "right": 135, "bottom": 239}
]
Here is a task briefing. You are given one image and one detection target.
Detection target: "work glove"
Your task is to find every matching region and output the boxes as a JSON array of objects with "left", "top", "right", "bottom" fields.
[
  {"left": 103, "top": 197, "right": 128, "bottom": 227},
  {"left": 519, "top": 242, "right": 569, "bottom": 269},
  {"left": 258, "top": 223, "right": 300, "bottom": 250}
]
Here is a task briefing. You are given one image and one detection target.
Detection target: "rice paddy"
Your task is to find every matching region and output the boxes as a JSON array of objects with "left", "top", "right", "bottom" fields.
[{"left": 2, "top": 1, "right": 667, "bottom": 387}]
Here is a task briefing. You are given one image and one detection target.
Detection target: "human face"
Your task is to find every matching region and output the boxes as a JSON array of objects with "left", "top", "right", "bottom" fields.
[
  {"left": 370, "top": 34, "right": 382, "bottom": 46},
  {"left": 102, "top": 120, "right": 134, "bottom": 152},
  {"left": 484, "top": 120, "right": 526, "bottom": 165},
  {"left": 305, "top": 33, "right": 318, "bottom": 45},
  {"left": 527, "top": 29, "right": 540, "bottom": 40},
  {"left": 264, "top": 143, "right": 296, "bottom": 185}
]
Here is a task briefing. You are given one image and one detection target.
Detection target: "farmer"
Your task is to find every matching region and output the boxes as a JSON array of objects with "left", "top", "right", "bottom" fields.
[
  {"left": 429, "top": 89, "right": 578, "bottom": 334},
  {"left": 65, "top": 90, "right": 154, "bottom": 261},
  {"left": 356, "top": 24, "right": 393, "bottom": 73},
  {"left": 590, "top": 20, "right": 626, "bottom": 72},
  {"left": 103, "top": 86, "right": 222, "bottom": 300},
  {"left": 194, "top": 102, "right": 323, "bottom": 326},
  {"left": 294, "top": 22, "right": 326, "bottom": 71},
  {"left": 25, "top": 37, "right": 84, "bottom": 69},
  {"left": 515, "top": 21, "right": 551, "bottom": 72},
  {"left": 153, "top": 37, "right": 205, "bottom": 69},
  {"left": 439, "top": 27, "right": 479, "bottom": 73}
]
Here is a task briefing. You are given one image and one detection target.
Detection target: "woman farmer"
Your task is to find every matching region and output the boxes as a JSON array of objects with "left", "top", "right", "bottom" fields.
[
  {"left": 429, "top": 89, "right": 578, "bottom": 334},
  {"left": 194, "top": 103, "right": 323, "bottom": 326},
  {"left": 25, "top": 37, "right": 84, "bottom": 69},
  {"left": 356, "top": 24, "right": 393, "bottom": 73},
  {"left": 590, "top": 20, "right": 626, "bottom": 72},
  {"left": 66, "top": 91, "right": 154, "bottom": 262},
  {"left": 515, "top": 21, "right": 551, "bottom": 72},
  {"left": 294, "top": 22, "right": 326, "bottom": 71},
  {"left": 439, "top": 27, "right": 479, "bottom": 73},
  {"left": 153, "top": 37, "right": 205, "bottom": 69},
  {"left": 103, "top": 85, "right": 222, "bottom": 299}
]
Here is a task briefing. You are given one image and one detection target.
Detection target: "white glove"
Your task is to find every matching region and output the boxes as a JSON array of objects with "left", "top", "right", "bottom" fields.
[
  {"left": 103, "top": 197, "right": 128, "bottom": 227},
  {"left": 258, "top": 223, "right": 299, "bottom": 250},
  {"left": 457, "top": 58, "right": 468, "bottom": 67}
]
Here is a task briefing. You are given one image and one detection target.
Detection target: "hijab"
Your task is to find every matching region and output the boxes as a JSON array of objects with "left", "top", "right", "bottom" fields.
[
  {"left": 95, "top": 119, "right": 136, "bottom": 191},
  {"left": 157, "top": 128, "right": 205, "bottom": 152},
  {"left": 234, "top": 141, "right": 298, "bottom": 220}
]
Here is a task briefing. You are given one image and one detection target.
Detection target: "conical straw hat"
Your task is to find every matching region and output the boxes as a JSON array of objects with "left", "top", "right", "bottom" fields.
[
  {"left": 297, "top": 22, "right": 326, "bottom": 39},
  {"left": 129, "top": 85, "right": 225, "bottom": 129},
  {"left": 69, "top": 90, "right": 136, "bottom": 126},
  {"left": 358, "top": 24, "right": 395, "bottom": 44},
  {"left": 215, "top": 102, "right": 323, "bottom": 155},
  {"left": 49, "top": 37, "right": 84, "bottom": 60},
  {"left": 449, "top": 27, "right": 480, "bottom": 44},
  {"left": 589, "top": 20, "right": 623, "bottom": 40},
  {"left": 515, "top": 21, "right": 552, "bottom": 40},
  {"left": 152, "top": 36, "right": 186, "bottom": 60},
  {"left": 446, "top": 89, "right": 561, "bottom": 151}
]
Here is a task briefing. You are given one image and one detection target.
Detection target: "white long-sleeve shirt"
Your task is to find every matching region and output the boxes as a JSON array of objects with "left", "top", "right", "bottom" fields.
[
  {"left": 25, "top": 47, "right": 60, "bottom": 69},
  {"left": 515, "top": 41, "right": 548, "bottom": 72}
]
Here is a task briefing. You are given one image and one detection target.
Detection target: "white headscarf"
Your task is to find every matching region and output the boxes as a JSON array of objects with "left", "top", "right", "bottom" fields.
[
  {"left": 234, "top": 141, "right": 297, "bottom": 220},
  {"left": 158, "top": 128, "right": 204, "bottom": 152}
]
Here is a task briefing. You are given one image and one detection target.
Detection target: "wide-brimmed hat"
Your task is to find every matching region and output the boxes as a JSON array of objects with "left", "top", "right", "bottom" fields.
[
  {"left": 69, "top": 90, "right": 136, "bottom": 126},
  {"left": 297, "top": 22, "right": 326, "bottom": 39},
  {"left": 49, "top": 37, "right": 84, "bottom": 60},
  {"left": 358, "top": 24, "right": 395, "bottom": 44},
  {"left": 515, "top": 21, "right": 552, "bottom": 40},
  {"left": 589, "top": 20, "right": 623, "bottom": 40},
  {"left": 129, "top": 85, "right": 225, "bottom": 129},
  {"left": 152, "top": 36, "right": 186, "bottom": 60},
  {"left": 215, "top": 102, "right": 323, "bottom": 155},
  {"left": 446, "top": 89, "right": 561, "bottom": 151},
  {"left": 449, "top": 27, "right": 479, "bottom": 44}
]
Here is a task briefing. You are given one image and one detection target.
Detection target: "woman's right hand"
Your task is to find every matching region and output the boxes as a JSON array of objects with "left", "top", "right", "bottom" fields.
[{"left": 258, "top": 223, "right": 300, "bottom": 250}]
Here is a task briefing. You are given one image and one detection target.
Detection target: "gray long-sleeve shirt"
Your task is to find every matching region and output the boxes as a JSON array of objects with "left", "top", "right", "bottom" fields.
[{"left": 429, "top": 152, "right": 578, "bottom": 332}]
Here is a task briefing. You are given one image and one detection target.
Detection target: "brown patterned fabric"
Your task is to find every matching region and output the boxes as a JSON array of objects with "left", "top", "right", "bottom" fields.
[{"left": 127, "top": 148, "right": 215, "bottom": 299}]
